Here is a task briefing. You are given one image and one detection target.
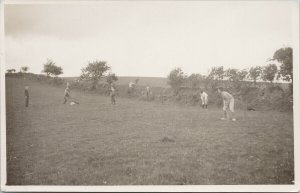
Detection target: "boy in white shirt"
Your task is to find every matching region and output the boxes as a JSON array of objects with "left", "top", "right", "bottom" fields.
[
  {"left": 146, "top": 86, "right": 151, "bottom": 98},
  {"left": 200, "top": 90, "right": 208, "bottom": 109},
  {"left": 128, "top": 82, "right": 135, "bottom": 96},
  {"left": 217, "top": 87, "right": 236, "bottom": 121}
]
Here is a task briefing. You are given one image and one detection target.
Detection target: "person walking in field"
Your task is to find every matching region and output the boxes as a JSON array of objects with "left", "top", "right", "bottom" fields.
[
  {"left": 24, "top": 86, "right": 29, "bottom": 107},
  {"left": 110, "top": 83, "right": 117, "bottom": 105},
  {"left": 200, "top": 90, "right": 208, "bottom": 109},
  {"left": 63, "top": 85, "right": 70, "bottom": 104},
  {"left": 217, "top": 87, "right": 236, "bottom": 121}
]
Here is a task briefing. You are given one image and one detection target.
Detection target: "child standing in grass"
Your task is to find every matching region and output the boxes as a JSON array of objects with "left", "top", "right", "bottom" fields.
[
  {"left": 24, "top": 86, "right": 29, "bottom": 107},
  {"left": 63, "top": 85, "right": 70, "bottom": 104},
  {"left": 146, "top": 86, "right": 150, "bottom": 98},
  {"left": 200, "top": 90, "right": 208, "bottom": 109},
  {"left": 110, "top": 83, "right": 116, "bottom": 105},
  {"left": 218, "top": 87, "right": 236, "bottom": 121},
  {"left": 128, "top": 81, "right": 135, "bottom": 96}
]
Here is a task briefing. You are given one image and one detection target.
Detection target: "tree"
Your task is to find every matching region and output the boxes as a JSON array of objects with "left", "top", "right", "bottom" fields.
[
  {"left": 225, "top": 68, "right": 248, "bottom": 82},
  {"left": 236, "top": 69, "right": 248, "bottom": 81},
  {"left": 106, "top": 73, "right": 118, "bottom": 84},
  {"left": 80, "top": 60, "right": 110, "bottom": 89},
  {"left": 225, "top": 68, "right": 238, "bottom": 81},
  {"left": 42, "top": 59, "right": 63, "bottom": 77},
  {"left": 187, "top": 73, "right": 206, "bottom": 88},
  {"left": 248, "top": 66, "right": 262, "bottom": 85},
  {"left": 261, "top": 64, "right": 278, "bottom": 83},
  {"left": 167, "top": 68, "right": 187, "bottom": 93},
  {"left": 272, "top": 47, "right": 293, "bottom": 82},
  {"left": 207, "top": 66, "right": 225, "bottom": 80},
  {"left": 20, "top": 66, "right": 29, "bottom": 73},
  {"left": 225, "top": 68, "right": 248, "bottom": 91}
]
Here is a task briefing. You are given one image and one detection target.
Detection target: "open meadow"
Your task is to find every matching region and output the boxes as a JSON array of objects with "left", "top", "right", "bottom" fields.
[{"left": 6, "top": 77, "right": 294, "bottom": 185}]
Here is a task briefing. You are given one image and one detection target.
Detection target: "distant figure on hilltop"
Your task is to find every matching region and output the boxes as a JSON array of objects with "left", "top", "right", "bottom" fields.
[
  {"left": 24, "top": 86, "right": 29, "bottom": 107},
  {"left": 218, "top": 87, "right": 236, "bottom": 121},
  {"left": 200, "top": 90, "right": 208, "bottom": 109}
]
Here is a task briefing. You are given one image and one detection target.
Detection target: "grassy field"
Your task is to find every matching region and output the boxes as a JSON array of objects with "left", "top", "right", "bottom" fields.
[{"left": 6, "top": 77, "right": 294, "bottom": 185}]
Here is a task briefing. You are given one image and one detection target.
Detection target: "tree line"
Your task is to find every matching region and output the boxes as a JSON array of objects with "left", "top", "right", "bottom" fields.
[
  {"left": 6, "top": 58, "right": 118, "bottom": 90},
  {"left": 167, "top": 47, "right": 293, "bottom": 92},
  {"left": 6, "top": 46, "right": 292, "bottom": 93}
]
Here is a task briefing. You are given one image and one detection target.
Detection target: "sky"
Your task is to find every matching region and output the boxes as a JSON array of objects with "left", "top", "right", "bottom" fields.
[{"left": 4, "top": 1, "right": 298, "bottom": 77}]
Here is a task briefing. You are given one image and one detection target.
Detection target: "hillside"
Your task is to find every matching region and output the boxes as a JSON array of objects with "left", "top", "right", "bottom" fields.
[
  {"left": 6, "top": 73, "right": 293, "bottom": 111},
  {"left": 6, "top": 77, "right": 294, "bottom": 185},
  {"left": 64, "top": 76, "right": 169, "bottom": 88}
]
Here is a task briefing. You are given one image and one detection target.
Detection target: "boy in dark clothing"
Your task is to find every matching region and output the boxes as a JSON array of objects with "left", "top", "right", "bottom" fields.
[{"left": 24, "top": 86, "right": 29, "bottom": 107}]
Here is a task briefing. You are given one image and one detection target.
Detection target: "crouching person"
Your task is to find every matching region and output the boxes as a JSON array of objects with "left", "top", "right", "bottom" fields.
[
  {"left": 200, "top": 90, "right": 208, "bottom": 109},
  {"left": 218, "top": 87, "right": 236, "bottom": 121}
]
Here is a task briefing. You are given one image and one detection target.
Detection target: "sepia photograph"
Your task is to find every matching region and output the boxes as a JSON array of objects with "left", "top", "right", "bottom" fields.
[{"left": 0, "top": 0, "right": 299, "bottom": 192}]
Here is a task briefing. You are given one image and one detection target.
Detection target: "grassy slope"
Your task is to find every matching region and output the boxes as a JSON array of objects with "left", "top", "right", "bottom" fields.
[
  {"left": 64, "top": 76, "right": 169, "bottom": 88},
  {"left": 6, "top": 77, "right": 294, "bottom": 185}
]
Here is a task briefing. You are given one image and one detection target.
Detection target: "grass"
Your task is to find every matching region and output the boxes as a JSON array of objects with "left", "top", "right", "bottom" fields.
[
  {"left": 6, "top": 77, "right": 294, "bottom": 185},
  {"left": 64, "top": 76, "right": 169, "bottom": 88}
]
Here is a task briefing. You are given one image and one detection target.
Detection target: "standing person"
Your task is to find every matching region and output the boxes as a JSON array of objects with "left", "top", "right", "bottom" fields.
[
  {"left": 110, "top": 83, "right": 116, "bottom": 105},
  {"left": 146, "top": 85, "right": 151, "bottom": 98},
  {"left": 200, "top": 90, "right": 208, "bottom": 109},
  {"left": 24, "top": 86, "right": 29, "bottom": 107},
  {"left": 217, "top": 87, "right": 236, "bottom": 121},
  {"left": 63, "top": 85, "right": 70, "bottom": 104},
  {"left": 128, "top": 81, "right": 135, "bottom": 96}
]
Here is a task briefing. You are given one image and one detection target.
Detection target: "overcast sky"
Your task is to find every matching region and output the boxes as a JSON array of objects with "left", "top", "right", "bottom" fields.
[{"left": 4, "top": 1, "right": 298, "bottom": 77}]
